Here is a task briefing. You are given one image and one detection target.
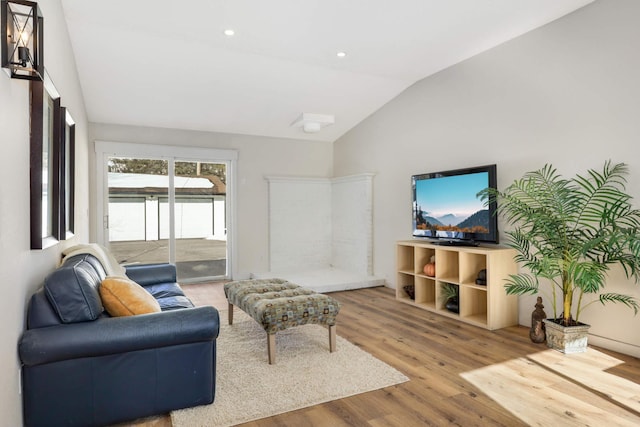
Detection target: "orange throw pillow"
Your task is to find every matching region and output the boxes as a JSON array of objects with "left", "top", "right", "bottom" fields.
[{"left": 100, "top": 276, "right": 161, "bottom": 317}]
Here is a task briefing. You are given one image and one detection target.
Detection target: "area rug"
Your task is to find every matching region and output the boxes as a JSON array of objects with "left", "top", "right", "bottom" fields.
[{"left": 171, "top": 311, "right": 408, "bottom": 427}]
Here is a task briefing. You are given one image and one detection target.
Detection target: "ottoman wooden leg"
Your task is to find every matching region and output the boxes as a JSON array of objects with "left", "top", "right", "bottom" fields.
[
  {"left": 329, "top": 324, "right": 336, "bottom": 353},
  {"left": 267, "top": 333, "right": 276, "bottom": 364},
  {"left": 228, "top": 302, "right": 234, "bottom": 325}
]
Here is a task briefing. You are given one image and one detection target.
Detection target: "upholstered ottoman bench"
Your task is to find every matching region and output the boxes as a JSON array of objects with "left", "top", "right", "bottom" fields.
[{"left": 224, "top": 278, "right": 341, "bottom": 364}]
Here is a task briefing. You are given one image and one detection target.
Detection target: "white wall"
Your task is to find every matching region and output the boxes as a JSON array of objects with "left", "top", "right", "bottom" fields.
[
  {"left": 331, "top": 174, "right": 374, "bottom": 275},
  {"left": 266, "top": 174, "right": 375, "bottom": 275},
  {"left": 0, "top": 1, "right": 89, "bottom": 424},
  {"left": 333, "top": 0, "right": 640, "bottom": 357},
  {"left": 267, "top": 177, "right": 333, "bottom": 272},
  {"left": 89, "top": 123, "right": 333, "bottom": 277}
]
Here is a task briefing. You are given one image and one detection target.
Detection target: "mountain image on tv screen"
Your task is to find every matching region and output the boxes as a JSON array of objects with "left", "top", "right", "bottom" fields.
[{"left": 414, "top": 171, "right": 489, "bottom": 237}]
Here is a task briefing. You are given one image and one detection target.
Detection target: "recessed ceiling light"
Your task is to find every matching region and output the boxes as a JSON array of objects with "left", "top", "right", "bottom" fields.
[
  {"left": 337, "top": 51, "right": 347, "bottom": 58},
  {"left": 224, "top": 29, "right": 235, "bottom": 37}
]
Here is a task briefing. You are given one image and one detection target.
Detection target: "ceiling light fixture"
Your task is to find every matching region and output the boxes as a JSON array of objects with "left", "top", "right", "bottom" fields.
[
  {"left": 223, "top": 29, "right": 235, "bottom": 36},
  {"left": 337, "top": 51, "right": 347, "bottom": 58},
  {"left": 1, "top": 0, "right": 44, "bottom": 80},
  {"left": 291, "top": 113, "right": 335, "bottom": 134}
]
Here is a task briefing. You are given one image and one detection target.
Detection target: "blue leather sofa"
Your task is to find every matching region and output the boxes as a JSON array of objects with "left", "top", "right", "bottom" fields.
[{"left": 19, "top": 254, "right": 219, "bottom": 427}]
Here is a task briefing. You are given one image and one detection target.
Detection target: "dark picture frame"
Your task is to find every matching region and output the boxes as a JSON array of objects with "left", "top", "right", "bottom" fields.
[
  {"left": 60, "top": 107, "right": 75, "bottom": 239},
  {"left": 30, "top": 70, "right": 61, "bottom": 249}
]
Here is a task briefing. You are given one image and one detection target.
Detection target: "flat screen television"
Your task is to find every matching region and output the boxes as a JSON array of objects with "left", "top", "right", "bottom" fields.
[{"left": 412, "top": 164, "right": 498, "bottom": 245}]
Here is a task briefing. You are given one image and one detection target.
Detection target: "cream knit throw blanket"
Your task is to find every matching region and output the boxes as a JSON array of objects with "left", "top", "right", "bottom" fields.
[{"left": 60, "top": 243, "right": 127, "bottom": 277}]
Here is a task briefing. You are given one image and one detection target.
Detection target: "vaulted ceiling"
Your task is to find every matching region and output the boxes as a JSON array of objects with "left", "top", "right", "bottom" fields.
[{"left": 60, "top": 0, "right": 594, "bottom": 142}]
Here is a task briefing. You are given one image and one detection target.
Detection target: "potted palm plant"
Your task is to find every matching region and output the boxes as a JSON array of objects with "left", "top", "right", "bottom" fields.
[{"left": 480, "top": 161, "right": 640, "bottom": 353}]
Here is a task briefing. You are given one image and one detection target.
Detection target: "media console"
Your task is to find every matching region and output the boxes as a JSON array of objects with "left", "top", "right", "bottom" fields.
[{"left": 396, "top": 240, "right": 518, "bottom": 330}]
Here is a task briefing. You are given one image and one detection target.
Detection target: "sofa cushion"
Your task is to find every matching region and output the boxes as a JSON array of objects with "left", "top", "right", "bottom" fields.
[
  {"left": 65, "top": 253, "right": 107, "bottom": 279},
  {"left": 156, "top": 295, "right": 195, "bottom": 311},
  {"left": 100, "top": 276, "right": 161, "bottom": 317},
  {"left": 144, "top": 282, "right": 187, "bottom": 299},
  {"left": 27, "top": 289, "right": 64, "bottom": 328},
  {"left": 45, "top": 257, "right": 104, "bottom": 323}
]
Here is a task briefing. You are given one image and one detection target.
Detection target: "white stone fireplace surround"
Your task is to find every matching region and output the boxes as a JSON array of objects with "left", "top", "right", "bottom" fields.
[{"left": 258, "top": 173, "right": 383, "bottom": 292}]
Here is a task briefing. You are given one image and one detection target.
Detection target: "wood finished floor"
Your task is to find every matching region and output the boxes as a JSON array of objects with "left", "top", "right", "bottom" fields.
[{"left": 116, "top": 283, "right": 640, "bottom": 427}]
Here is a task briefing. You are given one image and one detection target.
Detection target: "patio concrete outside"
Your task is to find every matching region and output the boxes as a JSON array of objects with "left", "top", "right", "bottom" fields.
[{"left": 109, "top": 238, "right": 227, "bottom": 281}]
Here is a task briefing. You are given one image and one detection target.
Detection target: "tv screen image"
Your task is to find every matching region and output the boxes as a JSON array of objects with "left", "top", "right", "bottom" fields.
[{"left": 412, "top": 164, "right": 498, "bottom": 245}]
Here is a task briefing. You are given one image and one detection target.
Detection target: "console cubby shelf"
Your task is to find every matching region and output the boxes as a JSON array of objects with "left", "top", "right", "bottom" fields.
[{"left": 396, "top": 240, "right": 518, "bottom": 330}]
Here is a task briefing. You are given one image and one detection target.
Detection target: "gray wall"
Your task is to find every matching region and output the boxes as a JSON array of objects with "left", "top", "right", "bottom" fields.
[
  {"left": 334, "top": 0, "right": 640, "bottom": 356},
  {"left": 89, "top": 123, "right": 333, "bottom": 277},
  {"left": 0, "top": 1, "right": 89, "bottom": 424}
]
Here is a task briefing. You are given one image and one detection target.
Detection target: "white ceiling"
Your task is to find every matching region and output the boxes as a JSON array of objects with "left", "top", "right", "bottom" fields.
[{"left": 60, "top": 0, "right": 594, "bottom": 142}]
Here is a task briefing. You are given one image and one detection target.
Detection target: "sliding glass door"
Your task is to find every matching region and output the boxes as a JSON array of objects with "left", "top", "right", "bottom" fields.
[
  {"left": 161, "top": 161, "right": 227, "bottom": 279},
  {"left": 107, "top": 157, "right": 170, "bottom": 265},
  {"left": 97, "top": 143, "right": 235, "bottom": 282}
]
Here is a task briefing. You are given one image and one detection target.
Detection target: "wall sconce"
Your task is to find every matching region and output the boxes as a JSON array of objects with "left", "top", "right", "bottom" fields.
[{"left": 1, "top": 0, "right": 43, "bottom": 80}]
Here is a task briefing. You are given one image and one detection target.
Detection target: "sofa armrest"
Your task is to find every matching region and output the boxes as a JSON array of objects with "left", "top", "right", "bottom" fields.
[
  {"left": 125, "top": 263, "right": 176, "bottom": 286},
  {"left": 19, "top": 306, "right": 219, "bottom": 367}
]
